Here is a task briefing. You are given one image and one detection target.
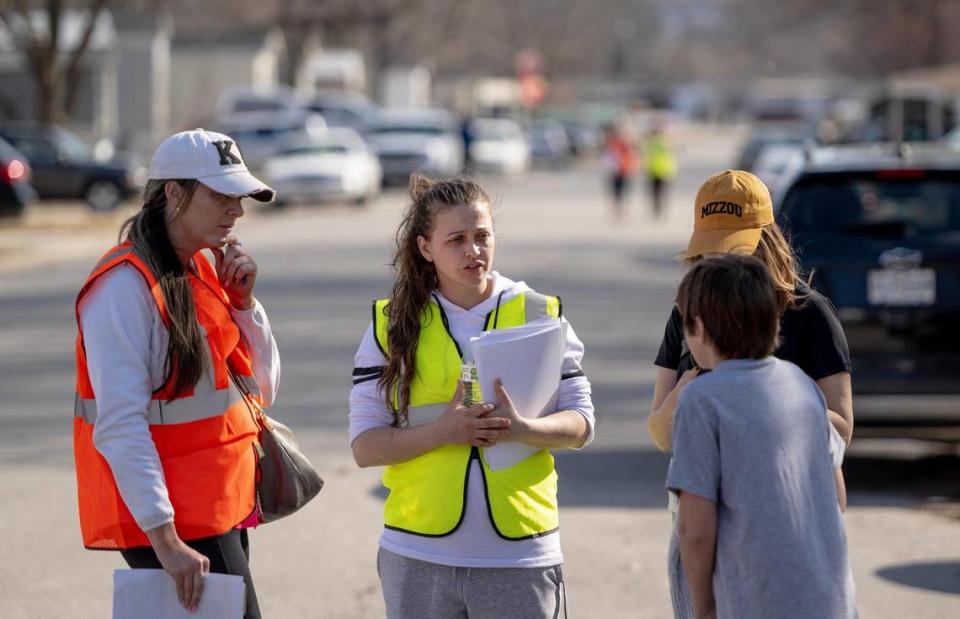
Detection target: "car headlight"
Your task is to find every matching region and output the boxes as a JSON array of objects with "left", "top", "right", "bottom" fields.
[
  {"left": 426, "top": 141, "right": 451, "bottom": 164},
  {"left": 128, "top": 166, "right": 148, "bottom": 188}
]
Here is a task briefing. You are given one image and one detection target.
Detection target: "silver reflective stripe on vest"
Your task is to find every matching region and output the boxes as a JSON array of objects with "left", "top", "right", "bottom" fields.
[
  {"left": 91, "top": 246, "right": 134, "bottom": 274},
  {"left": 404, "top": 403, "right": 447, "bottom": 428},
  {"left": 75, "top": 375, "right": 247, "bottom": 425},
  {"left": 524, "top": 292, "right": 551, "bottom": 322}
]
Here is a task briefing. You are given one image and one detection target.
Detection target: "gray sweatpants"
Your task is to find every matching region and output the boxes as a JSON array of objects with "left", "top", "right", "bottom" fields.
[{"left": 377, "top": 547, "right": 567, "bottom": 619}]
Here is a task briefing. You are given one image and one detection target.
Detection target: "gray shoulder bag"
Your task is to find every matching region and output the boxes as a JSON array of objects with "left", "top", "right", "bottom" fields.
[{"left": 231, "top": 371, "right": 324, "bottom": 523}]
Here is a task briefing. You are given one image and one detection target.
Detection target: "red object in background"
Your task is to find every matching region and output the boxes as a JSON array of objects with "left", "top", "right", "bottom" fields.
[
  {"left": 515, "top": 48, "right": 548, "bottom": 108},
  {"left": 519, "top": 74, "right": 549, "bottom": 108},
  {"left": 515, "top": 48, "right": 544, "bottom": 78},
  {"left": 1, "top": 158, "right": 30, "bottom": 183},
  {"left": 875, "top": 169, "right": 925, "bottom": 180}
]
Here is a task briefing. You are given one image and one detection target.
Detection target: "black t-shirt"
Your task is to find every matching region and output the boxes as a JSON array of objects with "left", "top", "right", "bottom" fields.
[{"left": 655, "top": 285, "right": 852, "bottom": 381}]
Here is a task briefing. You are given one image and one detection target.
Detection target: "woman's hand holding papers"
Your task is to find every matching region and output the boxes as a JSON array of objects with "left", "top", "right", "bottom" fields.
[
  {"left": 435, "top": 381, "right": 512, "bottom": 448},
  {"left": 489, "top": 379, "right": 590, "bottom": 449}
]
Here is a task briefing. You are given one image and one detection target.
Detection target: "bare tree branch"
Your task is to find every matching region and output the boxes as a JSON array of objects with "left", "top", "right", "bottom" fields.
[{"left": 63, "top": 0, "right": 108, "bottom": 115}]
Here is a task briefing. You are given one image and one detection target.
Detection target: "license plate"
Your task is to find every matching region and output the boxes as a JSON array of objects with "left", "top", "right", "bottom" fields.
[{"left": 867, "top": 268, "right": 936, "bottom": 306}]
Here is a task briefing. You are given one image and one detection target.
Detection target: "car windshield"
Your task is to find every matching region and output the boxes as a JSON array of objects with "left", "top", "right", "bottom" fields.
[
  {"left": 280, "top": 144, "right": 350, "bottom": 156},
  {"left": 231, "top": 99, "right": 287, "bottom": 113},
  {"left": 0, "top": 137, "right": 22, "bottom": 160},
  {"left": 473, "top": 123, "right": 521, "bottom": 140},
  {"left": 372, "top": 125, "right": 446, "bottom": 136},
  {"left": 58, "top": 130, "right": 92, "bottom": 161},
  {"left": 228, "top": 126, "right": 297, "bottom": 141},
  {"left": 780, "top": 173, "right": 960, "bottom": 239}
]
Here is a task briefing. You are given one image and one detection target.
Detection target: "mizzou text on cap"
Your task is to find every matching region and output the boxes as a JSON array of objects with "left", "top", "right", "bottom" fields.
[{"left": 686, "top": 170, "right": 774, "bottom": 258}]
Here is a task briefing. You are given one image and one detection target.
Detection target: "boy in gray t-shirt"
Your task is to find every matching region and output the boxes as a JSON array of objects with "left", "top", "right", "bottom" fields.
[{"left": 665, "top": 255, "right": 855, "bottom": 619}]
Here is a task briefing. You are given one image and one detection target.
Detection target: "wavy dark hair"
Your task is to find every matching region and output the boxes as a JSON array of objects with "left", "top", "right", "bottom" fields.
[
  {"left": 378, "top": 174, "right": 491, "bottom": 426},
  {"left": 119, "top": 179, "right": 206, "bottom": 400}
]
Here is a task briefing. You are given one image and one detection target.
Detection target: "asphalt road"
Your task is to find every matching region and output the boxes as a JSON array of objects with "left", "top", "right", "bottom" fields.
[{"left": 0, "top": 124, "right": 958, "bottom": 618}]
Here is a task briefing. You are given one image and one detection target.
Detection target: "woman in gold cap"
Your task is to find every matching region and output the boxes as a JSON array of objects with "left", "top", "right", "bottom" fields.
[{"left": 647, "top": 170, "right": 853, "bottom": 618}]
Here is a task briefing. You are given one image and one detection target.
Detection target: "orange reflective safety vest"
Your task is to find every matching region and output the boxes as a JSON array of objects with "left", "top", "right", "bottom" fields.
[{"left": 73, "top": 242, "right": 261, "bottom": 550}]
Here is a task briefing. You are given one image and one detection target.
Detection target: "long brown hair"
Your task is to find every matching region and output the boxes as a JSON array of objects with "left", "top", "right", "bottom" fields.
[
  {"left": 378, "top": 174, "right": 491, "bottom": 426},
  {"left": 119, "top": 179, "right": 207, "bottom": 400},
  {"left": 753, "top": 223, "right": 810, "bottom": 312},
  {"left": 684, "top": 222, "right": 809, "bottom": 313}
]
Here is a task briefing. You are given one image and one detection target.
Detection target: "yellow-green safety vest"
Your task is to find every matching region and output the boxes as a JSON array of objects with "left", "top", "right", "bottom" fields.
[
  {"left": 372, "top": 290, "right": 562, "bottom": 540},
  {"left": 646, "top": 135, "right": 677, "bottom": 180}
]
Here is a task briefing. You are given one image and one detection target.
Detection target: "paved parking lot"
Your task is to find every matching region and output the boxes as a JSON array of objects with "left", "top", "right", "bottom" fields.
[{"left": 0, "top": 124, "right": 957, "bottom": 617}]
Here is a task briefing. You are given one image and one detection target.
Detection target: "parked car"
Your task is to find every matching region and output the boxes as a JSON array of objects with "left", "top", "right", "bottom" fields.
[
  {"left": 526, "top": 119, "right": 571, "bottom": 168},
  {"left": 367, "top": 109, "right": 464, "bottom": 184},
  {"left": 558, "top": 118, "right": 603, "bottom": 157},
  {"left": 0, "top": 136, "right": 34, "bottom": 217},
  {"left": 752, "top": 143, "right": 805, "bottom": 197},
  {"left": 466, "top": 118, "right": 530, "bottom": 175},
  {"left": 775, "top": 144, "right": 960, "bottom": 439},
  {"left": 263, "top": 128, "right": 382, "bottom": 206},
  {"left": 301, "top": 90, "right": 381, "bottom": 135},
  {"left": 736, "top": 126, "right": 812, "bottom": 172},
  {"left": 216, "top": 85, "right": 301, "bottom": 117},
  {"left": 211, "top": 111, "right": 327, "bottom": 171},
  {"left": 0, "top": 124, "right": 145, "bottom": 211}
]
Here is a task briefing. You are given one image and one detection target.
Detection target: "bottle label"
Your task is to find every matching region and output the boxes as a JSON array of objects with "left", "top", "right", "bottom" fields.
[{"left": 460, "top": 362, "right": 479, "bottom": 407}]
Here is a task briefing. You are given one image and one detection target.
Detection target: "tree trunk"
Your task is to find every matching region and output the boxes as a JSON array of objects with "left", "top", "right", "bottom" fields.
[{"left": 35, "top": 57, "right": 60, "bottom": 124}]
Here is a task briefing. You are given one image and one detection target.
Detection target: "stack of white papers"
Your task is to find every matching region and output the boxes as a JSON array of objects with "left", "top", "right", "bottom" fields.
[
  {"left": 113, "top": 569, "right": 245, "bottom": 619},
  {"left": 470, "top": 318, "right": 567, "bottom": 470}
]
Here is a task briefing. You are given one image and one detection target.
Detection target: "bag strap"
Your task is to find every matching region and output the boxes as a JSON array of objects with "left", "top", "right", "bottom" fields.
[{"left": 228, "top": 368, "right": 272, "bottom": 437}]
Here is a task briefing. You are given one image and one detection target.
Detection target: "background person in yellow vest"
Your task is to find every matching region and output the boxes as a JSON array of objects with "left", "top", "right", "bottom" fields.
[
  {"left": 349, "top": 174, "right": 596, "bottom": 618},
  {"left": 74, "top": 130, "right": 280, "bottom": 618},
  {"left": 643, "top": 123, "right": 678, "bottom": 220}
]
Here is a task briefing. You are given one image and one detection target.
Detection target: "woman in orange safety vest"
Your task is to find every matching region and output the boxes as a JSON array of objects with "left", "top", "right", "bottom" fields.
[{"left": 73, "top": 129, "right": 279, "bottom": 618}]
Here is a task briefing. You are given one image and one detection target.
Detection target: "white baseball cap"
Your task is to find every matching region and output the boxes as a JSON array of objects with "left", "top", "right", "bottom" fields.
[{"left": 147, "top": 129, "right": 275, "bottom": 202}]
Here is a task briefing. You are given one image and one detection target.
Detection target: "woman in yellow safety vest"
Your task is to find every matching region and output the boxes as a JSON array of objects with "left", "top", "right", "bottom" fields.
[
  {"left": 348, "top": 174, "right": 596, "bottom": 618},
  {"left": 644, "top": 125, "right": 678, "bottom": 219}
]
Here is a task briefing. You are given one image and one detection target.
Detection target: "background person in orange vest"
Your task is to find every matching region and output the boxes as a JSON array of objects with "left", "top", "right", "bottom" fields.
[
  {"left": 74, "top": 130, "right": 280, "bottom": 618},
  {"left": 602, "top": 124, "right": 638, "bottom": 221}
]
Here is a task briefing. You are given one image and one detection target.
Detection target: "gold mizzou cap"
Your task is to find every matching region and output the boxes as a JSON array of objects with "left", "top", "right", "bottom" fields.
[{"left": 686, "top": 170, "right": 774, "bottom": 258}]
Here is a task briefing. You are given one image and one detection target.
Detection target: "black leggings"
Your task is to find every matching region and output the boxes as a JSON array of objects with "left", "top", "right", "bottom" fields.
[{"left": 120, "top": 528, "right": 261, "bottom": 619}]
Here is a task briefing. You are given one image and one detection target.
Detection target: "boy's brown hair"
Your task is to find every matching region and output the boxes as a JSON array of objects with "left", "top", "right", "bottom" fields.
[{"left": 676, "top": 254, "right": 780, "bottom": 360}]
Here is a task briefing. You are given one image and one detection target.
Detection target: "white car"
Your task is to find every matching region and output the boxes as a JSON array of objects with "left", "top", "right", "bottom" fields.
[
  {"left": 263, "top": 128, "right": 382, "bottom": 206},
  {"left": 366, "top": 109, "right": 464, "bottom": 183},
  {"left": 467, "top": 118, "right": 530, "bottom": 175},
  {"left": 302, "top": 90, "right": 381, "bottom": 135},
  {"left": 211, "top": 110, "right": 327, "bottom": 172},
  {"left": 752, "top": 143, "right": 805, "bottom": 197}
]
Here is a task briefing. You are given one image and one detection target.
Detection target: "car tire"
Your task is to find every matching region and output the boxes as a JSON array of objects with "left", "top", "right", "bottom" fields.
[{"left": 84, "top": 180, "right": 122, "bottom": 212}]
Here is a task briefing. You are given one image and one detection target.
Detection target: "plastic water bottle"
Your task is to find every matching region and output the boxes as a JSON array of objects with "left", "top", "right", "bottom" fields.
[{"left": 460, "top": 361, "right": 480, "bottom": 407}]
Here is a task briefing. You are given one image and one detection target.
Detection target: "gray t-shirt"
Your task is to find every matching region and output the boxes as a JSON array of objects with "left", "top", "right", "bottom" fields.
[{"left": 667, "top": 357, "right": 855, "bottom": 619}]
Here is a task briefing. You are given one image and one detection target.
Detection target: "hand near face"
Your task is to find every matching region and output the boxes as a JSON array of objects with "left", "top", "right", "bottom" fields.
[{"left": 213, "top": 236, "right": 257, "bottom": 310}]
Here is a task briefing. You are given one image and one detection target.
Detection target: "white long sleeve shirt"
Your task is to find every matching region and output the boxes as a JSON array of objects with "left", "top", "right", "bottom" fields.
[
  {"left": 348, "top": 272, "right": 594, "bottom": 568},
  {"left": 78, "top": 263, "right": 281, "bottom": 533}
]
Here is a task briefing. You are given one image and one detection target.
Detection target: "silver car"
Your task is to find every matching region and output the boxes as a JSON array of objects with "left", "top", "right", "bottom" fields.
[{"left": 366, "top": 109, "right": 464, "bottom": 184}]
